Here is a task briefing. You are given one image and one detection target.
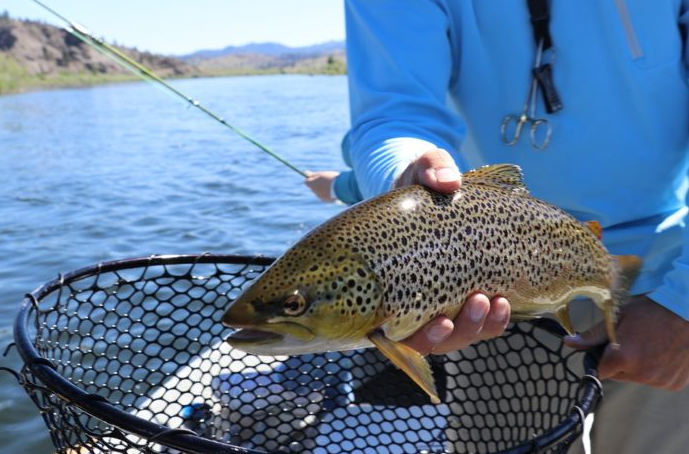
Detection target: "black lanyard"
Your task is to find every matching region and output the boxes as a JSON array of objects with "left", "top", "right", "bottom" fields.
[
  {"left": 526, "top": 0, "right": 563, "bottom": 114},
  {"left": 527, "top": 0, "right": 554, "bottom": 51}
]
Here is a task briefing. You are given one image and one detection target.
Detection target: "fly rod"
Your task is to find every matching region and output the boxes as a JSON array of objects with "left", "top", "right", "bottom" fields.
[{"left": 30, "top": 0, "right": 308, "bottom": 178}]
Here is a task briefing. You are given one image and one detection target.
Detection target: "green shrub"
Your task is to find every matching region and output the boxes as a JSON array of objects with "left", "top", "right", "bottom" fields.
[{"left": 0, "top": 53, "right": 28, "bottom": 94}]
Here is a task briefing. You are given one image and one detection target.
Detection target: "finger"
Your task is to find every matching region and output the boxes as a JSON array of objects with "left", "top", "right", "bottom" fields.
[
  {"left": 394, "top": 149, "right": 461, "bottom": 193},
  {"left": 431, "top": 293, "right": 490, "bottom": 355},
  {"left": 603, "top": 362, "right": 688, "bottom": 390},
  {"left": 475, "top": 296, "right": 510, "bottom": 341},
  {"left": 414, "top": 149, "right": 462, "bottom": 193},
  {"left": 594, "top": 344, "right": 626, "bottom": 380},
  {"left": 563, "top": 320, "right": 609, "bottom": 349},
  {"left": 402, "top": 316, "right": 454, "bottom": 356}
]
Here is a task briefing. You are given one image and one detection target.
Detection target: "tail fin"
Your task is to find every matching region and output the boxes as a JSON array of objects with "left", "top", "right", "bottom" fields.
[
  {"left": 614, "top": 255, "right": 643, "bottom": 291},
  {"left": 604, "top": 255, "right": 643, "bottom": 348}
]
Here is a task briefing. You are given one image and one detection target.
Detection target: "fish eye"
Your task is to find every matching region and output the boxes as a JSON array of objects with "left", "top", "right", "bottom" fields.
[{"left": 283, "top": 292, "right": 307, "bottom": 316}]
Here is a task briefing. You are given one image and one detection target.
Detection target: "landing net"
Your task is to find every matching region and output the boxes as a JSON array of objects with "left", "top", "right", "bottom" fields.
[{"left": 10, "top": 254, "right": 601, "bottom": 454}]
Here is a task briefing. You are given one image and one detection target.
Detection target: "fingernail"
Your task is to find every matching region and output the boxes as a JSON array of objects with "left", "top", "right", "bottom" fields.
[
  {"left": 469, "top": 303, "right": 489, "bottom": 323},
  {"left": 427, "top": 324, "right": 450, "bottom": 343},
  {"left": 494, "top": 304, "right": 509, "bottom": 324},
  {"left": 434, "top": 167, "right": 460, "bottom": 183},
  {"left": 564, "top": 334, "right": 581, "bottom": 343}
]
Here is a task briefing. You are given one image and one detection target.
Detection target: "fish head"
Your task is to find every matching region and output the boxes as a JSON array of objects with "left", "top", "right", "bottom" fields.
[{"left": 222, "top": 249, "right": 383, "bottom": 355}]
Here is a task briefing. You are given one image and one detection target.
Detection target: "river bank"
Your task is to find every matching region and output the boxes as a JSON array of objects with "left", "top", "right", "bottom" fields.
[
  {"left": 0, "top": 61, "right": 346, "bottom": 96},
  {"left": 0, "top": 15, "right": 346, "bottom": 96}
]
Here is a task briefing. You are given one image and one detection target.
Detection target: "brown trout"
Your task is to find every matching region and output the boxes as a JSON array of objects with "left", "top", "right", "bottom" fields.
[{"left": 222, "top": 164, "right": 641, "bottom": 403}]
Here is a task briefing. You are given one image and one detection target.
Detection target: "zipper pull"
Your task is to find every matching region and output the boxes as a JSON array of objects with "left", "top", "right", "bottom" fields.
[{"left": 533, "top": 64, "right": 563, "bottom": 114}]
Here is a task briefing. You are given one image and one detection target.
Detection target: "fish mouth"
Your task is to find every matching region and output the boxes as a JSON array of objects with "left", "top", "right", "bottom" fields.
[
  {"left": 226, "top": 322, "right": 316, "bottom": 348},
  {"left": 227, "top": 328, "right": 284, "bottom": 345}
]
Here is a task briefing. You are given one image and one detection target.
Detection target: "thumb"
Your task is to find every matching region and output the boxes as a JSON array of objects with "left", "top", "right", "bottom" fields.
[
  {"left": 417, "top": 149, "right": 462, "bottom": 193},
  {"left": 563, "top": 321, "right": 609, "bottom": 349},
  {"left": 395, "top": 148, "right": 461, "bottom": 193}
]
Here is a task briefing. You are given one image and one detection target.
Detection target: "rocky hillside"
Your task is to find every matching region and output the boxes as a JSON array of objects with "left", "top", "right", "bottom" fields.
[
  {"left": 0, "top": 14, "right": 346, "bottom": 95},
  {"left": 0, "top": 15, "right": 198, "bottom": 93},
  {"left": 187, "top": 50, "right": 346, "bottom": 76}
]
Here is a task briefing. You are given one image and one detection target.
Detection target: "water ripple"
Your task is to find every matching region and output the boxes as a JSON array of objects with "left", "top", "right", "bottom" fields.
[{"left": 0, "top": 75, "right": 349, "bottom": 454}]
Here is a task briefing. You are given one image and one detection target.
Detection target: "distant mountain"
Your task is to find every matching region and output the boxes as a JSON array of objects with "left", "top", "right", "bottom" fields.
[
  {"left": 181, "top": 40, "right": 345, "bottom": 62},
  {"left": 180, "top": 40, "right": 346, "bottom": 76}
]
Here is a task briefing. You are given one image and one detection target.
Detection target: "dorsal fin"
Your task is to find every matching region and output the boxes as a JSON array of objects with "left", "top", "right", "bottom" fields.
[
  {"left": 585, "top": 220, "right": 603, "bottom": 240},
  {"left": 462, "top": 164, "right": 528, "bottom": 193}
]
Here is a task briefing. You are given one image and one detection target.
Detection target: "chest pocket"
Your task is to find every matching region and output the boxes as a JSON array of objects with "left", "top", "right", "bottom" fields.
[{"left": 612, "top": 0, "right": 682, "bottom": 69}]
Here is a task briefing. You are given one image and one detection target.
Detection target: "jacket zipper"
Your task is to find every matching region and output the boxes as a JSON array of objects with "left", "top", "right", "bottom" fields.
[{"left": 612, "top": 0, "right": 644, "bottom": 59}]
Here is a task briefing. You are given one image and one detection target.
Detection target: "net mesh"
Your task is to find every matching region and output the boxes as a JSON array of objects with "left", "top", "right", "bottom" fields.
[{"left": 13, "top": 254, "right": 600, "bottom": 454}]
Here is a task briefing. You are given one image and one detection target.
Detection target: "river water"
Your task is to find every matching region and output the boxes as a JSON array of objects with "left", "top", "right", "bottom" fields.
[{"left": 0, "top": 75, "right": 348, "bottom": 453}]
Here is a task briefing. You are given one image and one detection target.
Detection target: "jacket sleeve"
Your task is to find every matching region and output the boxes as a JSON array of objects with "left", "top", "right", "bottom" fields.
[
  {"left": 333, "top": 170, "right": 363, "bottom": 205},
  {"left": 649, "top": 247, "right": 689, "bottom": 321},
  {"left": 646, "top": 3, "right": 689, "bottom": 320},
  {"left": 345, "top": 0, "right": 467, "bottom": 199}
]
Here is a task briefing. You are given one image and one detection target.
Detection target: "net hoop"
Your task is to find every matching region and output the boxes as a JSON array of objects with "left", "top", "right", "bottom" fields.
[{"left": 12, "top": 253, "right": 603, "bottom": 454}]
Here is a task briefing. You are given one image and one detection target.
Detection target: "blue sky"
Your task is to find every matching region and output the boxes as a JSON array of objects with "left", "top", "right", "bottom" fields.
[{"left": 4, "top": 0, "right": 346, "bottom": 55}]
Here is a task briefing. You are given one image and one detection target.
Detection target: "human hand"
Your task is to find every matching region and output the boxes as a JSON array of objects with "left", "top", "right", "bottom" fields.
[
  {"left": 396, "top": 150, "right": 510, "bottom": 354},
  {"left": 304, "top": 171, "right": 340, "bottom": 202},
  {"left": 565, "top": 296, "right": 689, "bottom": 391},
  {"left": 403, "top": 293, "right": 511, "bottom": 355},
  {"left": 393, "top": 148, "right": 462, "bottom": 192},
  {"left": 397, "top": 150, "right": 510, "bottom": 354}
]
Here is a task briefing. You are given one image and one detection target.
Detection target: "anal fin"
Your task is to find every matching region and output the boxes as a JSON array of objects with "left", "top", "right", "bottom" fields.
[
  {"left": 367, "top": 330, "right": 440, "bottom": 404},
  {"left": 556, "top": 305, "right": 575, "bottom": 335}
]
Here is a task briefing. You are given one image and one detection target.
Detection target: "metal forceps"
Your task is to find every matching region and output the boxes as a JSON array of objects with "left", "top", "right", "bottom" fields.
[{"left": 500, "top": 39, "right": 553, "bottom": 150}]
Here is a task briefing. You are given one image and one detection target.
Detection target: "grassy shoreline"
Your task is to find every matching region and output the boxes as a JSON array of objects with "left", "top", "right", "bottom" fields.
[{"left": 0, "top": 54, "right": 347, "bottom": 97}]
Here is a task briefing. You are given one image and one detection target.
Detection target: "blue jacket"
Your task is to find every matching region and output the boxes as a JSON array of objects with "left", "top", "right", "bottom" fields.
[{"left": 338, "top": 0, "right": 689, "bottom": 320}]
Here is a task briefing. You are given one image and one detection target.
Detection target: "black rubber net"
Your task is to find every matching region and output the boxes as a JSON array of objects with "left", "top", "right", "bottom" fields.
[{"left": 11, "top": 254, "right": 602, "bottom": 454}]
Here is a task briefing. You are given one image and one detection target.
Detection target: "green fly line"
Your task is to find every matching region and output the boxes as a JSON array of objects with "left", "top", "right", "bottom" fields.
[{"left": 31, "top": 0, "right": 308, "bottom": 178}]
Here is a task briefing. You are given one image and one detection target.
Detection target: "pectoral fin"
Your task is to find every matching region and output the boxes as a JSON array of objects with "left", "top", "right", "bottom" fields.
[{"left": 367, "top": 330, "right": 440, "bottom": 404}]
